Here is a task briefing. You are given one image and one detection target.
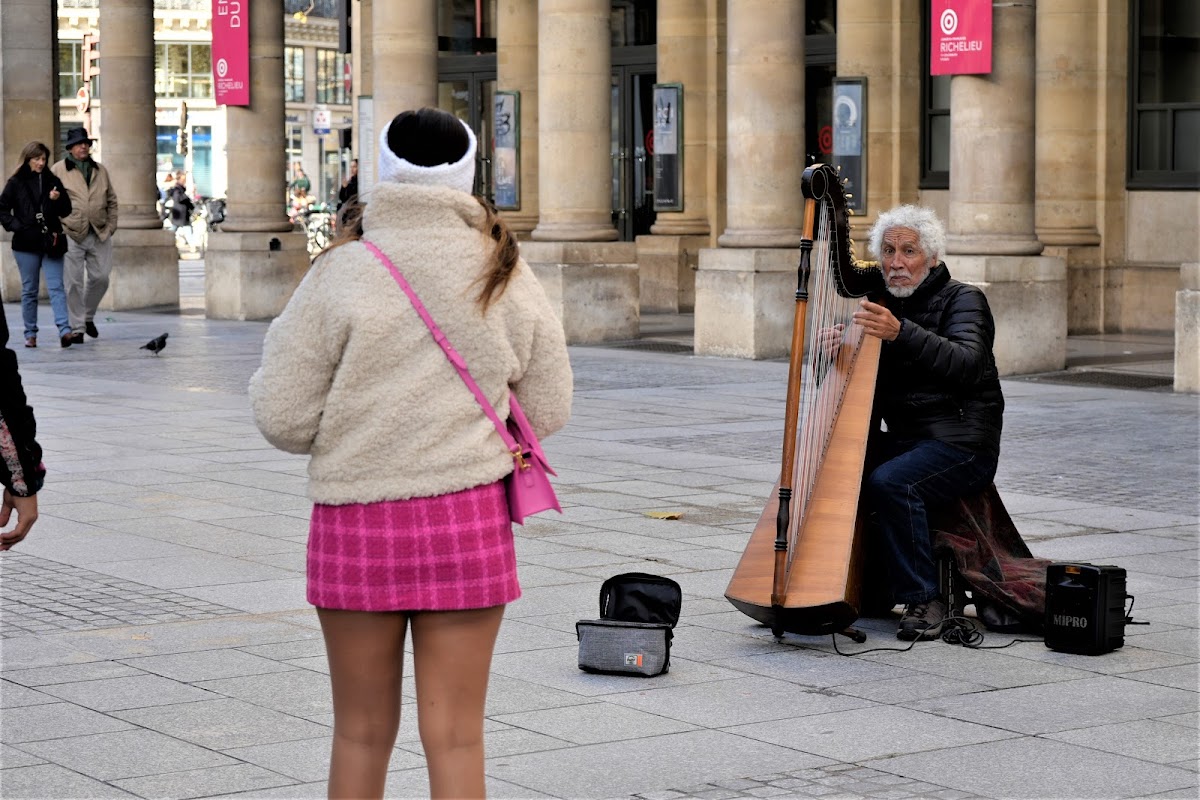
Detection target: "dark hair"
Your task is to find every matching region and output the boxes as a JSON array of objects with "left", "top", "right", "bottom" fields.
[
  {"left": 12, "top": 141, "right": 50, "bottom": 179},
  {"left": 386, "top": 108, "right": 470, "bottom": 168}
]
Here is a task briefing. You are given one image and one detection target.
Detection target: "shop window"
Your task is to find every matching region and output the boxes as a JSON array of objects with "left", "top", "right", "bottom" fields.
[
  {"left": 438, "top": 0, "right": 496, "bottom": 53},
  {"left": 154, "top": 43, "right": 212, "bottom": 100},
  {"left": 611, "top": 0, "right": 655, "bottom": 46},
  {"left": 285, "top": 0, "right": 339, "bottom": 19},
  {"left": 59, "top": 42, "right": 85, "bottom": 101},
  {"left": 1129, "top": 0, "right": 1200, "bottom": 188},
  {"left": 316, "top": 49, "right": 349, "bottom": 105},
  {"left": 920, "top": 4, "right": 951, "bottom": 189},
  {"left": 285, "top": 46, "right": 305, "bottom": 103}
]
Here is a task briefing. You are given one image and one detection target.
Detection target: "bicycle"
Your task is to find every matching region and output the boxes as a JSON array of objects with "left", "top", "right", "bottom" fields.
[{"left": 303, "top": 205, "right": 335, "bottom": 256}]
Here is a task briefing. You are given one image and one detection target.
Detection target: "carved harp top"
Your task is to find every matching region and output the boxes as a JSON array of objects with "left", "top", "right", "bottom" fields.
[{"left": 800, "top": 163, "right": 881, "bottom": 299}]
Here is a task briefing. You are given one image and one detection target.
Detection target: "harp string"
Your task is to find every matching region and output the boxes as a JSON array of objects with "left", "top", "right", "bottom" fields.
[{"left": 786, "top": 197, "right": 864, "bottom": 572}]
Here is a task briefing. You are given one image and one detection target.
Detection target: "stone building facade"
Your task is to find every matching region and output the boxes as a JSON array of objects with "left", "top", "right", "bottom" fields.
[{"left": 1, "top": 1, "right": 1196, "bottom": 380}]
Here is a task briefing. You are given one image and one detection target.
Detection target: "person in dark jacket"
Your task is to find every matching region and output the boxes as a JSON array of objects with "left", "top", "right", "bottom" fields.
[
  {"left": 336, "top": 158, "right": 358, "bottom": 211},
  {"left": 852, "top": 204, "right": 1004, "bottom": 641},
  {"left": 166, "top": 171, "right": 194, "bottom": 231},
  {"left": 0, "top": 142, "right": 74, "bottom": 348},
  {"left": 0, "top": 311, "right": 44, "bottom": 550}
]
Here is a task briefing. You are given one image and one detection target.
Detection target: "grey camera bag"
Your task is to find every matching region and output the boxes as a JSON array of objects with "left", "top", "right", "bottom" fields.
[{"left": 576, "top": 573, "right": 682, "bottom": 677}]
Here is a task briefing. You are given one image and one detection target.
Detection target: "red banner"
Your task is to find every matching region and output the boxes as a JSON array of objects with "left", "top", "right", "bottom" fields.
[
  {"left": 212, "top": 0, "right": 250, "bottom": 106},
  {"left": 931, "top": 0, "right": 992, "bottom": 76}
]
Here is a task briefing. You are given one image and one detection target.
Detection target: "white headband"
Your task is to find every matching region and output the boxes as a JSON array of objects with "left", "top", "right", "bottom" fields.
[{"left": 377, "top": 117, "right": 477, "bottom": 195}]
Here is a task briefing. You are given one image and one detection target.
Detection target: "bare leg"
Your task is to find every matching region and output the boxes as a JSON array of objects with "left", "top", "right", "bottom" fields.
[
  {"left": 411, "top": 605, "right": 506, "bottom": 799},
  {"left": 317, "top": 607, "right": 408, "bottom": 800}
]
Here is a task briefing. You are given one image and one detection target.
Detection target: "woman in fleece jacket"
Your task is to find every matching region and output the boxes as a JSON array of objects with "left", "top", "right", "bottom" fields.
[{"left": 251, "top": 107, "right": 572, "bottom": 800}]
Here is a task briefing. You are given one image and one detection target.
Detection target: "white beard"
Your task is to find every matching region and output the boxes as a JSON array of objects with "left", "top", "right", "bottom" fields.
[{"left": 887, "top": 285, "right": 917, "bottom": 298}]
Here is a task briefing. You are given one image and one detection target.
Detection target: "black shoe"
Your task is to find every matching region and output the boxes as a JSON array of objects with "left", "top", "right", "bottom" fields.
[
  {"left": 897, "top": 598, "right": 948, "bottom": 641},
  {"left": 85, "top": 321, "right": 99, "bottom": 338},
  {"left": 60, "top": 334, "right": 72, "bottom": 348},
  {"left": 70, "top": 332, "right": 84, "bottom": 344}
]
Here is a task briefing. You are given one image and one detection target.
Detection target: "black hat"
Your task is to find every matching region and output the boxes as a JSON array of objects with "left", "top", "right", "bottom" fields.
[{"left": 64, "top": 127, "right": 93, "bottom": 149}]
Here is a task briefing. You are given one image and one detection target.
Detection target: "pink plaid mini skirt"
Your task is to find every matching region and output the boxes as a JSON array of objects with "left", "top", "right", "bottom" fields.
[{"left": 307, "top": 480, "right": 520, "bottom": 612}]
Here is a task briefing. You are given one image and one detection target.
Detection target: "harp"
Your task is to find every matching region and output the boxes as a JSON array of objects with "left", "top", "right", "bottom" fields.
[{"left": 725, "top": 163, "right": 885, "bottom": 639}]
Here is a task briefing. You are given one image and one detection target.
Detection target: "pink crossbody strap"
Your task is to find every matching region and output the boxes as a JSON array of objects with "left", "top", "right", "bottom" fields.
[{"left": 361, "top": 239, "right": 520, "bottom": 454}]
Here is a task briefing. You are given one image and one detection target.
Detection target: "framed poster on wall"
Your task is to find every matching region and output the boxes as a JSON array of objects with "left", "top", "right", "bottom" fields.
[
  {"left": 493, "top": 91, "right": 520, "bottom": 210},
  {"left": 832, "top": 77, "right": 866, "bottom": 214},
  {"left": 652, "top": 83, "right": 683, "bottom": 212}
]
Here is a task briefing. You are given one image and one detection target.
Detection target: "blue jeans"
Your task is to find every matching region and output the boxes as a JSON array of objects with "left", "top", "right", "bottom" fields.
[
  {"left": 13, "top": 249, "right": 71, "bottom": 339},
  {"left": 864, "top": 439, "right": 998, "bottom": 604}
]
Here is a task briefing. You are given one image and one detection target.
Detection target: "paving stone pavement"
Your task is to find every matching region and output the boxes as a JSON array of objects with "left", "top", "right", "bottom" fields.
[{"left": 0, "top": 305, "right": 1196, "bottom": 800}]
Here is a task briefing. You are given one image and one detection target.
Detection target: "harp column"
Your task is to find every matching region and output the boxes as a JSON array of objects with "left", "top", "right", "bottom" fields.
[
  {"left": 206, "top": 0, "right": 310, "bottom": 320},
  {"left": 522, "top": 0, "right": 639, "bottom": 344},
  {"left": 97, "top": 0, "right": 180, "bottom": 313},
  {"left": 944, "top": 0, "right": 1066, "bottom": 376},
  {"left": 695, "top": 0, "right": 805, "bottom": 359}
]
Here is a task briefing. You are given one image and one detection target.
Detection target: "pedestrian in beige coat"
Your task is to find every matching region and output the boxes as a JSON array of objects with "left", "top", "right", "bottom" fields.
[{"left": 50, "top": 127, "right": 118, "bottom": 343}]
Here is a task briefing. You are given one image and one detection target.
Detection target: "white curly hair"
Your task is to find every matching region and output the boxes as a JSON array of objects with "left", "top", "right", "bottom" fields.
[{"left": 867, "top": 205, "right": 946, "bottom": 264}]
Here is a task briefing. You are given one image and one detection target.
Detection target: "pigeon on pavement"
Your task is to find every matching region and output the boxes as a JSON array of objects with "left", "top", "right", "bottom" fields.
[{"left": 140, "top": 333, "right": 169, "bottom": 356}]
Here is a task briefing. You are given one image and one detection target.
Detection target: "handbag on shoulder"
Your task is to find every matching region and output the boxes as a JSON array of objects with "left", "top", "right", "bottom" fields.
[{"left": 362, "top": 240, "right": 561, "bottom": 525}]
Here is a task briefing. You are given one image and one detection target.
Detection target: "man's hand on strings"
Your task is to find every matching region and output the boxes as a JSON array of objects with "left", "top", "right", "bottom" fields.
[
  {"left": 816, "top": 323, "right": 845, "bottom": 361},
  {"left": 853, "top": 299, "right": 902, "bottom": 342}
]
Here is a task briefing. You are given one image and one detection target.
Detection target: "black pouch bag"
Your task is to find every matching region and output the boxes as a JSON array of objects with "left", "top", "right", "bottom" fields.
[{"left": 577, "top": 573, "right": 682, "bottom": 677}]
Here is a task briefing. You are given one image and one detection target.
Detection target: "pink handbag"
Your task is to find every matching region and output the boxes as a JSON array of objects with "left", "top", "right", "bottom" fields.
[{"left": 363, "top": 240, "right": 562, "bottom": 525}]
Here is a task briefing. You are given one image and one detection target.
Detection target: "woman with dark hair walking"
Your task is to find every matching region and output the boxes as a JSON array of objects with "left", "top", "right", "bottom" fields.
[
  {"left": 0, "top": 142, "right": 73, "bottom": 348},
  {"left": 251, "top": 107, "right": 573, "bottom": 799}
]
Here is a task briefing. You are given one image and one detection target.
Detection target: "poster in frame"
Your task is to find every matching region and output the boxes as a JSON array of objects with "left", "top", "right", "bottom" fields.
[
  {"left": 831, "top": 77, "right": 866, "bottom": 214},
  {"left": 493, "top": 90, "right": 520, "bottom": 210},
  {"left": 652, "top": 83, "right": 683, "bottom": 212}
]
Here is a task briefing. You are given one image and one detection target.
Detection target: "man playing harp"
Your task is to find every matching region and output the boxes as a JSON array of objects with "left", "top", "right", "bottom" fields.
[{"left": 852, "top": 205, "right": 1004, "bottom": 641}]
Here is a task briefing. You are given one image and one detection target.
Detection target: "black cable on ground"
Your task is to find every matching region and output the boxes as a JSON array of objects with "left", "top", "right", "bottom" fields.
[{"left": 830, "top": 614, "right": 1043, "bottom": 656}]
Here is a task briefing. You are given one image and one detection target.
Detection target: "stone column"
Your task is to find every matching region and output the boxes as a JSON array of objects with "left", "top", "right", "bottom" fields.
[
  {"left": 1035, "top": 0, "right": 1103, "bottom": 333},
  {"left": 521, "top": 0, "right": 636, "bottom": 343},
  {"left": 364, "top": 0, "right": 437, "bottom": 194},
  {"left": 717, "top": 0, "right": 804, "bottom": 248},
  {"left": 496, "top": 0, "right": 538, "bottom": 237},
  {"left": 945, "top": 0, "right": 1066, "bottom": 375},
  {"left": 1176, "top": 263, "right": 1200, "bottom": 393},
  {"left": 98, "top": 0, "right": 179, "bottom": 312},
  {"left": 945, "top": 2, "right": 1041, "bottom": 256},
  {"left": 695, "top": 0, "right": 804, "bottom": 358},
  {"left": 0, "top": 0, "right": 58, "bottom": 302},
  {"left": 531, "top": 0, "right": 615, "bottom": 242},
  {"left": 639, "top": 0, "right": 711, "bottom": 313},
  {"left": 206, "top": 0, "right": 308, "bottom": 320},
  {"left": 836, "top": 0, "right": 922, "bottom": 234}
]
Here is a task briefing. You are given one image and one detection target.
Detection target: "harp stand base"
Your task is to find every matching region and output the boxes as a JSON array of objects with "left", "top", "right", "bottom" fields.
[
  {"left": 769, "top": 624, "right": 867, "bottom": 644},
  {"left": 838, "top": 627, "right": 867, "bottom": 643}
]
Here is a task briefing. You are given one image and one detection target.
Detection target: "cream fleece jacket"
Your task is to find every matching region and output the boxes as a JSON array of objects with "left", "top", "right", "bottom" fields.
[{"left": 250, "top": 182, "right": 573, "bottom": 505}]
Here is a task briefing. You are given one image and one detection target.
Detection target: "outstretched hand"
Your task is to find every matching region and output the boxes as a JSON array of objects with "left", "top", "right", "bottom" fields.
[
  {"left": 853, "top": 299, "right": 901, "bottom": 342},
  {"left": 0, "top": 489, "right": 37, "bottom": 551}
]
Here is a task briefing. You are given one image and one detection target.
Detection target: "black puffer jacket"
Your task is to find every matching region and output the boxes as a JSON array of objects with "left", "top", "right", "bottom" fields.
[
  {"left": 0, "top": 166, "right": 72, "bottom": 254},
  {"left": 0, "top": 313, "right": 45, "bottom": 497},
  {"left": 874, "top": 262, "right": 1004, "bottom": 458}
]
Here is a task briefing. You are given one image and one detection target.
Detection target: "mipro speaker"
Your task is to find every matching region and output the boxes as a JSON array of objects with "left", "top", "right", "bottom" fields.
[{"left": 1044, "top": 563, "right": 1127, "bottom": 655}]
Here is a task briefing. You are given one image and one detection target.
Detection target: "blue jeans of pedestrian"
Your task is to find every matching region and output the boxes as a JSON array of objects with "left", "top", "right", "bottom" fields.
[
  {"left": 13, "top": 249, "right": 71, "bottom": 340},
  {"left": 864, "top": 439, "right": 998, "bottom": 605}
]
